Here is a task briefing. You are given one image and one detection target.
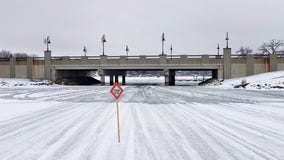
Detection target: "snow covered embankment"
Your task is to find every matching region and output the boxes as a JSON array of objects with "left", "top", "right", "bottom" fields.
[
  {"left": 210, "top": 71, "right": 284, "bottom": 90},
  {"left": 0, "top": 79, "right": 52, "bottom": 87}
]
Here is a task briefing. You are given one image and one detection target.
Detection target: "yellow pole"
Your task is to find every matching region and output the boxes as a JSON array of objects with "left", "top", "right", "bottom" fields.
[{"left": 116, "top": 99, "right": 121, "bottom": 143}]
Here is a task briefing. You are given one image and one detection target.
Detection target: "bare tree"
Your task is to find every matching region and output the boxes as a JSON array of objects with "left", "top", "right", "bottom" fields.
[
  {"left": 258, "top": 39, "right": 284, "bottom": 54},
  {"left": 0, "top": 50, "right": 13, "bottom": 58},
  {"left": 236, "top": 46, "right": 253, "bottom": 56}
]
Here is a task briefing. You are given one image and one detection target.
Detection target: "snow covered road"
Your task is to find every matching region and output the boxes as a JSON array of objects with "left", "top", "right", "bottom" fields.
[{"left": 0, "top": 86, "right": 284, "bottom": 160}]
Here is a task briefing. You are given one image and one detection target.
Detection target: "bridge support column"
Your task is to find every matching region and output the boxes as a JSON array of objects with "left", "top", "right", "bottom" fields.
[
  {"left": 110, "top": 75, "right": 114, "bottom": 85},
  {"left": 164, "top": 69, "right": 175, "bottom": 86},
  {"left": 115, "top": 75, "right": 119, "bottom": 83},
  {"left": 122, "top": 76, "right": 126, "bottom": 85},
  {"left": 9, "top": 56, "right": 16, "bottom": 78},
  {"left": 100, "top": 76, "right": 105, "bottom": 85},
  {"left": 223, "top": 48, "right": 231, "bottom": 79},
  {"left": 246, "top": 54, "right": 254, "bottom": 76},
  {"left": 44, "top": 51, "right": 51, "bottom": 80},
  {"left": 27, "top": 57, "right": 33, "bottom": 79},
  {"left": 164, "top": 69, "right": 169, "bottom": 85},
  {"left": 97, "top": 68, "right": 105, "bottom": 85},
  {"left": 269, "top": 54, "right": 278, "bottom": 72},
  {"left": 169, "top": 70, "right": 175, "bottom": 86}
]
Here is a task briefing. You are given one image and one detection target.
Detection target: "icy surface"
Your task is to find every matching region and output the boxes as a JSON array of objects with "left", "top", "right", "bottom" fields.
[{"left": 0, "top": 85, "right": 284, "bottom": 160}]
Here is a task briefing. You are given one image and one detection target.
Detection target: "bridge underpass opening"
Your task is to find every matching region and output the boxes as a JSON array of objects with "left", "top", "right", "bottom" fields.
[
  {"left": 173, "top": 70, "right": 216, "bottom": 86},
  {"left": 125, "top": 70, "right": 164, "bottom": 85},
  {"left": 103, "top": 70, "right": 164, "bottom": 86},
  {"left": 55, "top": 70, "right": 101, "bottom": 85},
  {"left": 103, "top": 69, "right": 217, "bottom": 86}
]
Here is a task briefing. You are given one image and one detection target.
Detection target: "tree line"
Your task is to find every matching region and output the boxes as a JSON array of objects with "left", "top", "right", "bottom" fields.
[
  {"left": 0, "top": 50, "right": 37, "bottom": 58},
  {"left": 237, "top": 39, "right": 284, "bottom": 56}
]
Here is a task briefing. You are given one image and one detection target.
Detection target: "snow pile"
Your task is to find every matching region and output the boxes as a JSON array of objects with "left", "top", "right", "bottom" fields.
[
  {"left": 213, "top": 71, "right": 284, "bottom": 89},
  {"left": 0, "top": 78, "right": 53, "bottom": 87}
]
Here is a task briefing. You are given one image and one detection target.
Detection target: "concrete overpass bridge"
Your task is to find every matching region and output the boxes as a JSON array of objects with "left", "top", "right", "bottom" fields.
[{"left": 1, "top": 48, "right": 284, "bottom": 85}]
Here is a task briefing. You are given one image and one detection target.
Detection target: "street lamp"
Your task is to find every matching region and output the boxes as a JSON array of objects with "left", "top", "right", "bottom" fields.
[
  {"left": 101, "top": 34, "right": 107, "bottom": 56},
  {"left": 83, "top": 46, "right": 87, "bottom": 56},
  {"left": 125, "top": 45, "right": 129, "bottom": 57},
  {"left": 170, "top": 44, "right": 173, "bottom": 59},
  {"left": 225, "top": 32, "right": 229, "bottom": 48},
  {"left": 161, "top": 33, "right": 165, "bottom": 55},
  {"left": 44, "top": 36, "right": 51, "bottom": 51},
  {"left": 217, "top": 43, "right": 220, "bottom": 55}
]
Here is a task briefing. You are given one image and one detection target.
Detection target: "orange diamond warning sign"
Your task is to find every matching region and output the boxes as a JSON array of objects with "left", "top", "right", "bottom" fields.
[{"left": 110, "top": 83, "right": 124, "bottom": 100}]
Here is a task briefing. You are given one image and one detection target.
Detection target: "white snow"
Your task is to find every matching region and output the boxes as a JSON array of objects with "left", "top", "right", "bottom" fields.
[
  {"left": 214, "top": 71, "right": 284, "bottom": 89},
  {"left": 0, "top": 72, "right": 284, "bottom": 160}
]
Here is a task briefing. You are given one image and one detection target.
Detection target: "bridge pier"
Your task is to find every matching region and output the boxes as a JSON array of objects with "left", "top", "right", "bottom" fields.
[
  {"left": 122, "top": 76, "right": 126, "bottom": 85},
  {"left": 115, "top": 75, "right": 119, "bottom": 83},
  {"left": 169, "top": 70, "right": 175, "bottom": 86},
  {"left": 164, "top": 69, "right": 175, "bottom": 86},
  {"left": 110, "top": 75, "right": 114, "bottom": 85},
  {"left": 100, "top": 76, "right": 105, "bottom": 85}
]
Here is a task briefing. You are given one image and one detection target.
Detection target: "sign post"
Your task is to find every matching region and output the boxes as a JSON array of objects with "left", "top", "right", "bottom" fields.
[{"left": 110, "top": 82, "right": 124, "bottom": 143}]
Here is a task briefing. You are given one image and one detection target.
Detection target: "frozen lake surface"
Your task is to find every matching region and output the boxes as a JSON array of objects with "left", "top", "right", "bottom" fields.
[{"left": 0, "top": 85, "right": 284, "bottom": 160}]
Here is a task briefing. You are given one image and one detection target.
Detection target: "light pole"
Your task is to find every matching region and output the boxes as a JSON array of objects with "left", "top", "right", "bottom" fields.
[
  {"left": 161, "top": 33, "right": 165, "bottom": 55},
  {"left": 101, "top": 34, "right": 106, "bottom": 56},
  {"left": 44, "top": 36, "right": 51, "bottom": 51},
  {"left": 217, "top": 43, "right": 220, "bottom": 55},
  {"left": 125, "top": 45, "right": 129, "bottom": 57},
  {"left": 83, "top": 46, "right": 87, "bottom": 56},
  {"left": 170, "top": 45, "right": 173, "bottom": 59},
  {"left": 225, "top": 32, "right": 229, "bottom": 48}
]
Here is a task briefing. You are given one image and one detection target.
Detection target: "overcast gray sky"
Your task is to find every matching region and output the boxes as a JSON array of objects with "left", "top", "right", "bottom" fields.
[{"left": 0, "top": 0, "right": 283, "bottom": 56}]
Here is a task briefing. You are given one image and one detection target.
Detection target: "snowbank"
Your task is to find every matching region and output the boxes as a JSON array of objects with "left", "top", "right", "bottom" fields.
[
  {"left": 0, "top": 78, "right": 53, "bottom": 87},
  {"left": 211, "top": 71, "right": 284, "bottom": 90}
]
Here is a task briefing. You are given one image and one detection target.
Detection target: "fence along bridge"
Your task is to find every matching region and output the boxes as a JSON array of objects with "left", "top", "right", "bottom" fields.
[{"left": 1, "top": 48, "right": 284, "bottom": 85}]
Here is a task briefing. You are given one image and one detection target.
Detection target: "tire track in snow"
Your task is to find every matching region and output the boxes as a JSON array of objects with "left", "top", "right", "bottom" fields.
[
  {"left": 36, "top": 104, "right": 108, "bottom": 160},
  {"left": 182, "top": 104, "right": 282, "bottom": 160},
  {"left": 71, "top": 103, "right": 117, "bottom": 160},
  {"left": 170, "top": 103, "right": 241, "bottom": 160},
  {"left": 150, "top": 104, "right": 219, "bottom": 160},
  {"left": 0, "top": 102, "right": 79, "bottom": 138},
  {"left": 149, "top": 105, "right": 204, "bottom": 160},
  {"left": 0, "top": 103, "right": 98, "bottom": 160},
  {"left": 201, "top": 103, "right": 284, "bottom": 143}
]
